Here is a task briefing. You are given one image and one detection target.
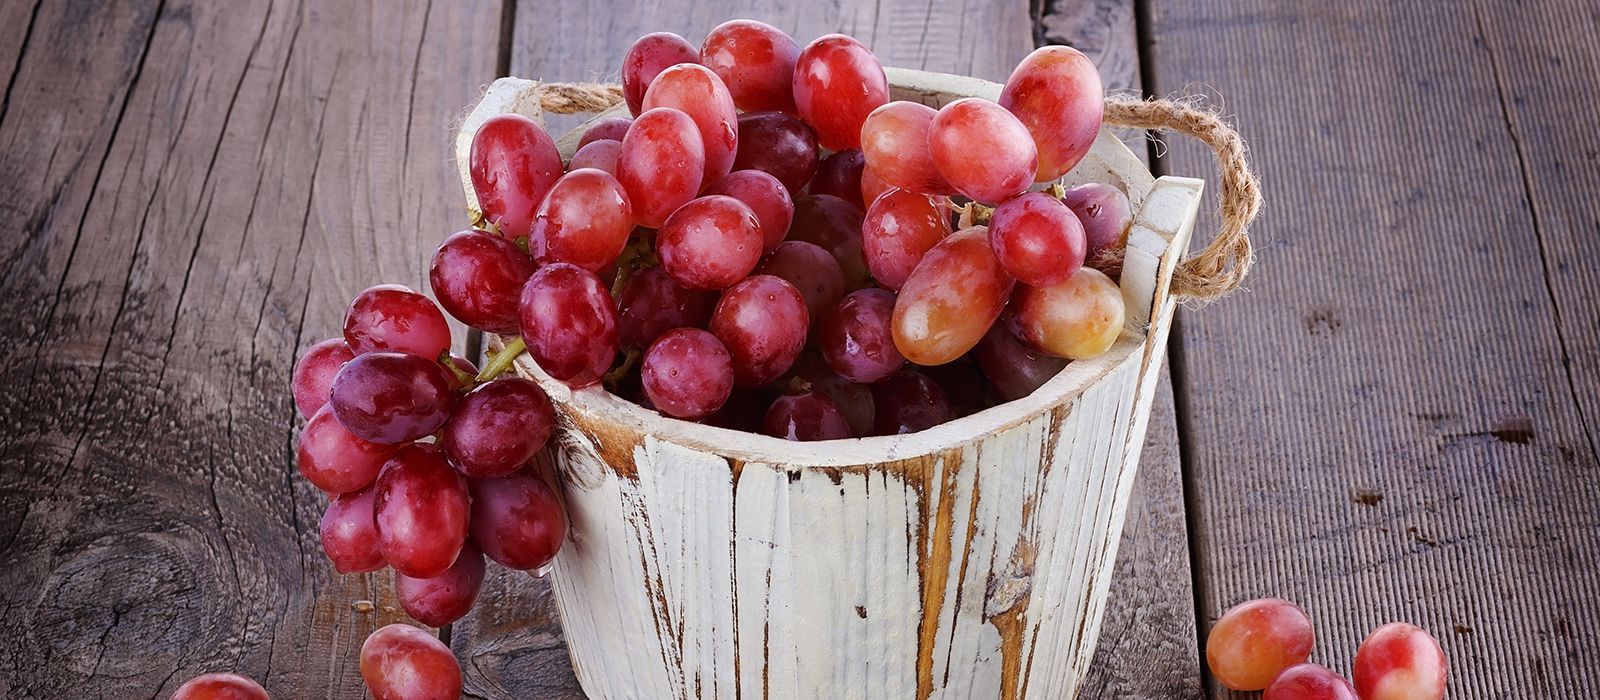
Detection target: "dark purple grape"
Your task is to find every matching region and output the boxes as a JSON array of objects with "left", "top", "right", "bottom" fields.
[
  {"left": 468, "top": 472, "right": 566, "bottom": 570},
  {"left": 441, "top": 377, "right": 556, "bottom": 478},
  {"left": 756, "top": 240, "right": 844, "bottom": 321},
  {"left": 763, "top": 391, "right": 852, "bottom": 441},
  {"left": 791, "top": 355, "right": 873, "bottom": 438},
  {"left": 329, "top": 352, "right": 457, "bottom": 445},
  {"left": 616, "top": 265, "right": 717, "bottom": 349},
  {"left": 733, "top": 111, "right": 819, "bottom": 194},
  {"left": 871, "top": 371, "right": 954, "bottom": 435},
  {"left": 974, "top": 322, "right": 1068, "bottom": 402},
  {"left": 809, "top": 149, "right": 866, "bottom": 210}
]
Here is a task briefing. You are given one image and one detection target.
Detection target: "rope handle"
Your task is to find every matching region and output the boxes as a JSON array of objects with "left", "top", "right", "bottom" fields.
[{"left": 531, "top": 82, "right": 1259, "bottom": 301}]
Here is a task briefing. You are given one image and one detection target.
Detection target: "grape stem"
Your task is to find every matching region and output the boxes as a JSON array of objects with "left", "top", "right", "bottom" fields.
[
  {"left": 440, "top": 351, "right": 479, "bottom": 391},
  {"left": 476, "top": 336, "right": 527, "bottom": 383},
  {"left": 602, "top": 347, "right": 641, "bottom": 389},
  {"left": 956, "top": 201, "right": 995, "bottom": 229},
  {"left": 610, "top": 240, "right": 641, "bottom": 299}
]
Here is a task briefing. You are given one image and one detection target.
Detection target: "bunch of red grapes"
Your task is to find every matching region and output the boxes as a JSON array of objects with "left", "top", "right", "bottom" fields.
[{"left": 1206, "top": 597, "right": 1449, "bottom": 700}]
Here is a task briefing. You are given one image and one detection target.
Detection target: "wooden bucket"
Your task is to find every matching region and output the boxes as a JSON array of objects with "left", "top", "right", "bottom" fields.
[{"left": 456, "top": 68, "right": 1207, "bottom": 699}]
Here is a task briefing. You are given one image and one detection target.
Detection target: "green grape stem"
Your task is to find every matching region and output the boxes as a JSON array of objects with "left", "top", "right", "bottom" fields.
[{"left": 476, "top": 336, "right": 527, "bottom": 383}]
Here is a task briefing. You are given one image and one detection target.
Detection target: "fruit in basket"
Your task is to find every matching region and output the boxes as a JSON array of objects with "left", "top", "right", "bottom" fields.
[
  {"left": 1000, "top": 45, "right": 1105, "bottom": 182},
  {"left": 862, "top": 188, "right": 950, "bottom": 291},
  {"left": 701, "top": 19, "right": 800, "bottom": 114},
  {"left": 974, "top": 323, "right": 1069, "bottom": 402},
  {"left": 343, "top": 284, "right": 452, "bottom": 359},
  {"left": 470, "top": 113, "right": 563, "bottom": 240},
  {"left": 642, "top": 328, "right": 735, "bottom": 420},
  {"left": 621, "top": 32, "right": 700, "bottom": 116},
  {"left": 1008, "top": 267, "right": 1124, "bottom": 360},
  {"left": 860, "top": 101, "right": 954, "bottom": 196},
  {"left": 1352, "top": 622, "right": 1447, "bottom": 700},
  {"left": 988, "top": 192, "right": 1087, "bottom": 287},
  {"left": 792, "top": 34, "right": 889, "bottom": 150},
  {"left": 360, "top": 624, "right": 463, "bottom": 700},
  {"left": 468, "top": 472, "right": 567, "bottom": 570},
  {"left": 764, "top": 390, "right": 852, "bottom": 441},
  {"left": 1061, "top": 182, "right": 1132, "bottom": 257},
  {"left": 441, "top": 377, "right": 555, "bottom": 478},
  {"left": 1205, "top": 598, "right": 1316, "bottom": 691},
  {"left": 891, "top": 227, "right": 1015, "bottom": 366},
  {"left": 531, "top": 168, "right": 634, "bottom": 272},
  {"left": 568, "top": 138, "right": 622, "bottom": 175},
  {"left": 757, "top": 241, "right": 845, "bottom": 321},
  {"left": 642, "top": 63, "right": 740, "bottom": 188},
  {"left": 733, "top": 111, "right": 819, "bottom": 194},
  {"left": 791, "top": 355, "right": 874, "bottom": 437},
  {"left": 578, "top": 117, "right": 632, "bottom": 147},
  {"left": 374, "top": 445, "right": 471, "bottom": 579},
  {"left": 929, "top": 98, "right": 1037, "bottom": 204},
  {"left": 616, "top": 265, "right": 717, "bottom": 349},
  {"left": 819, "top": 288, "right": 904, "bottom": 384},
  {"left": 657, "top": 195, "right": 765, "bottom": 290},
  {"left": 1264, "top": 663, "right": 1357, "bottom": 700},
  {"left": 789, "top": 194, "right": 869, "bottom": 289},
  {"left": 810, "top": 149, "right": 867, "bottom": 210},
  {"left": 707, "top": 169, "right": 794, "bottom": 251},
  {"left": 171, "top": 673, "right": 269, "bottom": 700},
  {"left": 617, "top": 107, "right": 706, "bottom": 228},
  {"left": 519, "top": 263, "right": 618, "bottom": 388},
  {"left": 871, "top": 370, "right": 954, "bottom": 435},
  {"left": 395, "top": 543, "right": 486, "bottom": 627},
  {"left": 711, "top": 275, "right": 809, "bottom": 387},
  {"left": 429, "top": 230, "right": 536, "bottom": 335}
]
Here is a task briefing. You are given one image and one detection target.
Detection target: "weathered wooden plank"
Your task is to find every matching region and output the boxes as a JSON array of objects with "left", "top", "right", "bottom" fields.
[
  {"left": 0, "top": 0, "right": 501, "bottom": 696},
  {"left": 1148, "top": 1, "right": 1600, "bottom": 696}
]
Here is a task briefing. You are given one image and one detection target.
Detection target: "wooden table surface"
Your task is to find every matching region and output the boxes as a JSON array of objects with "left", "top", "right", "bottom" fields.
[{"left": 1, "top": 0, "right": 1596, "bottom": 697}]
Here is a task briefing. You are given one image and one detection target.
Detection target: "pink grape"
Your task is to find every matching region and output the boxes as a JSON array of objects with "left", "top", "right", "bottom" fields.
[
  {"left": 429, "top": 229, "right": 535, "bottom": 335},
  {"left": 974, "top": 323, "right": 1067, "bottom": 402},
  {"left": 871, "top": 370, "right": 954, "bottom": 435},
  {"left": 642, "top": 328, "right": 735, "bottom": 420},
  {"left": 1061, "top": 182, "right": 1132, "bottom": 257},
  {"left": 616, "top": 265, "right": 717, "bottom": 349},
  {"left": 657, "top": 195, "right": 765, "bottom": 290},
  {"left": 891, "top": 227, "right": 1015, "bottom": 366},
  {"left": 809, "top": 149, "right": 866, "bottom": 210},
  {"left": 320, "top": 485, "right": 385, "bottom": 574},
  {"left": 470, "top": 113, "right": 562, "bottom": 240},
  {"left": 763, "top": 391, "right": 852, "bottom": 441},
  {"left": 789, "top": 194, "right": 869, "bottom": 289},
  {"left": 929, "top": 98, "right": 1037, "bottom": 204},
  {"left": 360, "top": 623, "right": 462, "bottom": 700},
  {"left": 707, "top": 169, "right": 794, "bottom": 251},
  {"left": 329, "top": 352, "right": 457, "bottom": 445},
  {"left": 292, "top": 337, "right": 355, "bottom": 419},
  {"left": 862, "top": 188, "right": 950, "bottom": 291},
  {"left": 643, "top": 63, "right": 740, "bottom": 188},
  {"left": 861, "top": 167, "right": 892, "bottom": 209},
  {"left": 298, "top": 404, "right": 397, "bottom": 494},
  {"left": 519, "top": 263, "right": 618, "bottom": 388},
  {"left": 701, "top": 19, "right": 800, "bottom": 113},
  {"left": 860, "top": 101, "right": 954, "bottom": 195},
  {"left": 989, "top": 192, "right": 1087, "bottom": 287},
  {"left": 171, "top": 673, "right": 269, "bottom": 700},
  {"left": 1265, "top": 663, "right": 1358, "bottom": 700},
  {"left": 792, "top": 34, "right": 888, "bottom": 150},
  {"left": 1352, "top": 623, "right": 1448, "bottom": 700},
  {"left": 343, "top": 284, "right": 452, "bottom": 359},
  {"left": 791, "top": 356, "right": 874, "bottom": 437},
  {"left": 733, "top": 111, "right": 819, "bottom": 193},
  {"left": 441, "top": 377, "right": 555, "bottom": 478},
  {"left": 999, "top": 45, "right": 1104, "bottom": 181},
  {"left": 710, "top": 275, "right": 809, "bottom": 387},
  {"left": 396, "top": 543, "right": 485, "bottom": 627},
  {"left": 819, "top": 288, "right": 904, "bottom": 384},
  {"left": 531, "top": 168, "right": 634, "bottom": 272},
  {"left": 621, "top": 32, "right": 700, "bottom": 116},
  {"left": 1008, "top": 267, "right": 1124, "bottom": 360},
  {"left": 578, "top": 116, "right": 631, "bottom": 148},
  {"left": 757, "top": 240, "right": 845, "bottom": 321},
  {"left": 568, "top": 139, "right": 622, "bottom": 176},
  {"left": 1205, "top": 598, "right": 1315, "bottom": 691},
  {"left": 374, "top": 445, "right": 471, "bottom": 579},
  {"left": 468, "top": 472, "right": 566, "bottom": 570},
  {"left": 617, "top": 107, "right": 706, "bottom": 228}
]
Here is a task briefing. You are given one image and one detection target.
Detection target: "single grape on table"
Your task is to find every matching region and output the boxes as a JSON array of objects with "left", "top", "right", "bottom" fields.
[
  {"left": 171, "top": 673, "right": 269, "bottom": 700},
  {"left": 1352, "top": 622, "right": 1448, "bottom": 700},
  {"left": 360, "top": 624, "right": 463, "bottom": 700},
  {"left": 1264, "top": 663, "right": 1358, "bottom": 700},
  {"left": 1205, "top": 598, "right": 1316, "bottom": 691}
]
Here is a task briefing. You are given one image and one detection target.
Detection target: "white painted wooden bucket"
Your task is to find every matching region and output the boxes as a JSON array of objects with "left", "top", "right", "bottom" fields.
[{"left": 456, "top": 68, "right": 1206, "bottom": 700}]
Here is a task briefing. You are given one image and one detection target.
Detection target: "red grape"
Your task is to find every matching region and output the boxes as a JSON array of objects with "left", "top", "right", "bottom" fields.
[
  {"left": 763, "top": 391, "right": 852, "bottom": 441},
  {"left": 862, "top": 188, "right": 950, "bottom": 291},
  {"left": 819, "top": 288, "right": 904, "bottom": 384},
  {"left": 657, "top": 195, "right": 764, "bottom": 290},
  {"left": 701, "top": 19, "right": 800, "bottom": 113},
  {"left": 470, "top": 113, "right": 562, "bottom": 241},
  {"left": 809, "top": 149, "right": 866, "bottom": 210},
  {"left": 468, "top": 472, "right": 566, "bottom": 570},
  {"left": 710, "top": 275, "right": 809, "bottom": 387},
  {"left": 617, "top": 107, "right": 706, "bottom": 228},
  {"left": 1061, "top": 182, "right": 1131, "bottom": 257},
  {"left": 320, "top": 485, "right": 385, "bottom": 574},
  {"left": 616, "top": 265, "right": 717, "bottom": 349},
  {"left": 733, "top": 111, "right": 819, "bottom": 194},
  {"left": 171, "top": 673, "right": 269, "bottom": 700},
  {"left": 989, "top": 192, "right": 1086, "bottom": 287},
  {"left": 642, "top": 328, "right": 735, "bottom": 420},
  {"left": 578, "top": 116, "right": 631, "bottom": 148},
  {"left": 871, "top": 370, "right": 954, "bottom": 435},
  {"left": 1352, "top": 623, "right": 1448, "bottom": 700},
  {"left": 292, "top": 337, "right": 354, "bottom": 419},
  {"left": 531, "top": 168, "right": 634, "bottom": 272},
  {"left": 298, "top": 404, "right": 397, "bottom": 494},
  {"left": 789, "top": 194, "right": 869, "bottom": 289},
  {"left": 891, "top": 227, "right": 1014, "bottom": 366},
  {"left": 374, "top": 445, "right": 471, "bottom": 579},
  {"left": 861, "top": 101, "right": 954, "bottom": 195},
  {"left": 860, "top": 166, "right": 892, "bottom": 209},
  {"left": 974, "top": 323, "right": 1067, "bottom": 402},
  {"left": 707, "top": 169, "right": 793, "bottom": 251},
  {"left": 621, "top": 32, "right": 700, "bottom": 116},
  {"left": 396, "top": 543, "right": 485, "bottom": 627},
  {"left": 568, "top": 139, "right": 622, "bottom": 176},
  {"left": 429, "top": 230, "right": 535, "bottom": 335},
  {"left": 343, "top": 284, "right": 452, "bottom": 359},
  {"left": 929, "top": 98, "right": 1037, "bottom": 204},
  {"left": 1008, "top": 267, "right": 1124, "bottom": 360},
  {"left": 1265, "top": 663, "right": 1358, "bottom": 700},
  {"left": 791, "top": 356, "right": 874, "bottom": 437},
  {"left": 360, "top": 623, "right": 462, "bottom": 700},
  {"left": 441, "top": 377, "right": 555, "bottom": 478},
  {"left": 792, "top": 34, "right": 888, "bottom": 150},
  {"left": 999, "top": 46, "right": 1104, "bottom": 182},
  {"left": 519, "top": 263, "right": 618, "bottom": 388},
  {"left": 643, "top": 63, "right": 739, "bottom": 188},
  {"left": 757, "top": 241, "right": 845, "bottom": 321},
  {"left": 1205, "top": 598, "right": 1316, "bottom": 691},
  {"left": 329, "top": 352, "right": 457, "bottom": 444}
]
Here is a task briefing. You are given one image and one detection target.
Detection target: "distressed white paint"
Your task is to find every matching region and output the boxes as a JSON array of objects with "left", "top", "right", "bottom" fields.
[{"left": 461, "top": 69, "right": 1202, "bottom": 700}]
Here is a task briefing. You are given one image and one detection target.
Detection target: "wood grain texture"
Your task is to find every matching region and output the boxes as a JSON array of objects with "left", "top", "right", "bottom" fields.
[
  {"left": 0, "top": 0, "right": 500, "bottom": 696},
  {"left": 1148, "top": 0, "right": 1600, "bottom": 696}
]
